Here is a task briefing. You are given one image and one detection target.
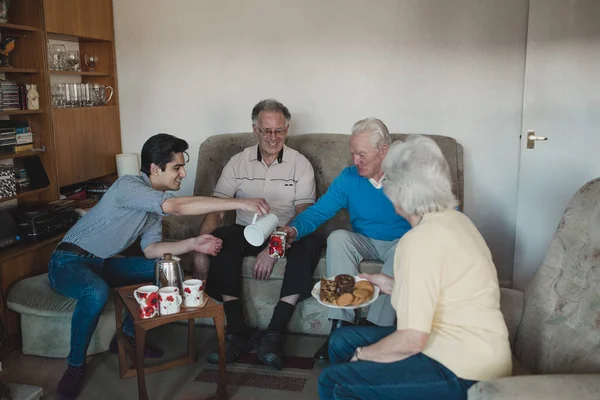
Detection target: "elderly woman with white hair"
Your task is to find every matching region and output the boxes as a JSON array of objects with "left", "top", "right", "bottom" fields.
[{"left": 318, "top": 135, "right": 512, "bottom": 400}]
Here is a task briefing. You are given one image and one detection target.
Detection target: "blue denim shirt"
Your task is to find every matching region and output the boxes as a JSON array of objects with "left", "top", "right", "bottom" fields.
[{"left": 60, "top": 173, "right": 174, "bottom": 258}]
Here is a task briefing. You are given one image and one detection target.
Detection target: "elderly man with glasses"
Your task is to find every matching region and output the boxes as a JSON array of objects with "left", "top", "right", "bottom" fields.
[{"left": 194, "top": 99, "right": 321, "bottom": 370}]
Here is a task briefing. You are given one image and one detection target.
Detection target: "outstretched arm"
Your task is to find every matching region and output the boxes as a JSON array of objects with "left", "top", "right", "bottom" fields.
[
  {"left": 162, "top": 196, "right": 269, "bottom": 217},
  {"left": 286, "top": 171, "right": 348, "bottom": 241}
]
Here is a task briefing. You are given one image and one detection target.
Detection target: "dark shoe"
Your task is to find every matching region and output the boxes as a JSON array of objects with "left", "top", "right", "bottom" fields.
[
  {"left": 256, "top": 330, "right": 283, "bottom": 370},
  {"left": 109, "top": 334, "right": 164, "bottom": 359},
  {"left": 57, "top": 364, "right": 85, "bottom": 399},
  {"left": 313, "top": 319, "right": 353, "bottom": 362},
  {"left": 206, "top": 332, "right": 255, "bottom": 365}
]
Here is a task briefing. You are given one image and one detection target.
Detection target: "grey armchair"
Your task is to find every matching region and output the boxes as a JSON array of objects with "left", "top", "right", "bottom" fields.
[{"left": 469, "top": 178, "right": 600, "bottom": 399}]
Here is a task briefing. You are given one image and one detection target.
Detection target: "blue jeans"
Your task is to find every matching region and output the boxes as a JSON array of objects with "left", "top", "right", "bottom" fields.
[
  {"left": 48, "top": 250, "right": 155, "bottom": 367},
  {"left": 318, "top": 326, "right": 477, "bottom": 400}
]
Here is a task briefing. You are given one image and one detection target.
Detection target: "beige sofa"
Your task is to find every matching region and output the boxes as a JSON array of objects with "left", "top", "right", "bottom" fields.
[
  {"left": 162, "top": 133, "right": 464, "bottom": 335},
  {"left": 468, "top": 178, "right": 600, "bottom": 399}
]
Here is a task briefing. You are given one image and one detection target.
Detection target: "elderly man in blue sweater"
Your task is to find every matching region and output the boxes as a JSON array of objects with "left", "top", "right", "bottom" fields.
[{"left": 280, "top": 118, "right": 411, "bottom": 361}]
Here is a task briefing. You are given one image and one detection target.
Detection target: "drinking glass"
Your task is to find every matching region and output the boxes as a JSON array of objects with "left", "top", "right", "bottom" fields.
[
  {"left": 52, "top": 84, "right": 67, "bottom": 108},
  {"left": 66, "top": 83, "right": 79, "bottom": 107},
  {"left": 84, "top": 53, "right": 99, "bottom": 72},
  {"left": 65, "top": 50, "right": 80, "bottom": 71},
  {"left": 50, "top": 44, "right": 66, "bottom": 70}
]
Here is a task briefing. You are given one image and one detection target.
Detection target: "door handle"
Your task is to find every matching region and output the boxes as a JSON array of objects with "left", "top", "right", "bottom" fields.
[{"left": 526, "top": 130, "right": 548, "bottom": 149}]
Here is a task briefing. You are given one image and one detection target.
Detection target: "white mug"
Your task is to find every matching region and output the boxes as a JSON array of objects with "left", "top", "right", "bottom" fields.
[
  {"left": 158, "top": 286, "right": 182, "bottom": 315},
  {"left": 243, "top": 213, "right": 279, "bottom": 246},
  {"left": 182, "top": 279, "right": 204, "bottom": 307},
  {"left": 133, "top": 285, "right": 159, "bottom": 319}
]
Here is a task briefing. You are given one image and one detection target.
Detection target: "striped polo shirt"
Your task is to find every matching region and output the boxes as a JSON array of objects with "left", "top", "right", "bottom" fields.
[
  {"left": 213, "top": 144, "right": 315, "bottom": 226},
  {"left": 60, "top": 173, "right": 173, "bottom": 258}
]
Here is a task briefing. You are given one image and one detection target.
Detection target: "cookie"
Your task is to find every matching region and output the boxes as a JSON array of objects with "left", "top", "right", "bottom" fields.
[
  {"left": 355, "top": 281, "right": 375, "bottom": 293},
  {"left": 352, "top": 288, "right": 371, "bottom": 300},
  {"left": 337, "top": 293, "right": 354, "bottom": 307},
  {"left": 335, "top": 274, "right": 355, "bottom": 290},
  {"left": 320, "top": 278, "right": 338, "bottom": 304},
  {"left": 351, "top": 294, "right": 364, "bottom": 305}
]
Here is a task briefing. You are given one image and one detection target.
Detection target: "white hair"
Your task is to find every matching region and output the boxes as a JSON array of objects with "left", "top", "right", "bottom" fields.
[
  {"left": 382, "top": 135, "right": 457, "bottom": 216},
  {"left": 351, "top": 118, "right": 391, "bottom": 148}
]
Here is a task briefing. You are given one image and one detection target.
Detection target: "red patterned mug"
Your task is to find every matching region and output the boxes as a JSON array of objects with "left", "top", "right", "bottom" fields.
[
  {"left": 133, "top": 285, "right": 159, "bottom": 319},
  {"left": 183, "top": 279, "right": 204, "bottom": 307},
  {"left": 158, "top": 286, "right": 182, "bottom": 315}
]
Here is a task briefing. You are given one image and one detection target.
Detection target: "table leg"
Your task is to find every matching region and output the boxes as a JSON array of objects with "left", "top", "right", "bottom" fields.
[
  {"left": 114, "top": 291, "right": 128, "bottom": 379},
  {"left": 134, "top": 324, "right": 149, "bottom": 400},
  {"left": 188, "top": 318, "right": 196, "bottom": 363},
  {"left": 213, "top": 311, "right": 228, "bottom": 400}
]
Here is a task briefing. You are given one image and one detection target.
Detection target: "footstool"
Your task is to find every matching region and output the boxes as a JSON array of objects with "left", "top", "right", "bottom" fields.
[{"left": 6, "top": 273, "right": 115, "bottom": 358}]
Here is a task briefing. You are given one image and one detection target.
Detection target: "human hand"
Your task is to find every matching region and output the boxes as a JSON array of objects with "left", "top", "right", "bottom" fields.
[
  {"left": 358, "top": 273, "right": 394, "bottom": 295},
  {"left": 278, "top": 226, "right": 297, "bottom": 247},
  {"left": 252, "top": 247, "right": 277, "bottom": 280},
  {"left": 191, "top": 234, "right": 223, "bottom": 256},
  {"left": 239, "top": 198, "right": 270, "bottom": 216}
]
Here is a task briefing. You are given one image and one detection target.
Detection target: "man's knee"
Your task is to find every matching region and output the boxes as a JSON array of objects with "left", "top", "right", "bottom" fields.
[
  {"left": 326, "top": 229, "right": 353, "bottom": 248},
  {"left": 82, "top": 283, "right": 109, "bottom": 310}
]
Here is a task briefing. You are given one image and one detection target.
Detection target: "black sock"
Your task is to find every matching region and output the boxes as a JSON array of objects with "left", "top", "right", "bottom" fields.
[
  {"left": 223, "top": 299, "right": 248, "bottom": 336},
  {"left": 267, "top": 301, "right": 295, "bottom": 334}
]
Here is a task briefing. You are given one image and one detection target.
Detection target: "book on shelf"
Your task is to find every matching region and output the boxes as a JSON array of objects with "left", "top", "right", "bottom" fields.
[{"left": 15, "top": 143, "right": 34, "bottom": 152}]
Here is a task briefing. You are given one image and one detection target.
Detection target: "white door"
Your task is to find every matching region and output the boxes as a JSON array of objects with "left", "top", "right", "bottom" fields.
[{"left": 513, "top": 0, "right": 600, "bottom": 290}]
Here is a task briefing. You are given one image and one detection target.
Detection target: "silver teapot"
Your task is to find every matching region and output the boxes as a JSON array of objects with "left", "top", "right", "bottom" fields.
[{"left": 154, "top": 253, "right": 184, "bottom": 292}]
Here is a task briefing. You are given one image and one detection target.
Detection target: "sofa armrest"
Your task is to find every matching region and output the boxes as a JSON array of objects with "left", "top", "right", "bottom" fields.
[
  {"left": 468, "top": 374, "right": 600, "bottom": 400},
  {"left": 162, "top": 215, "right": 204, "bottom": 241},
  {"left": 500, "top": 288, "right": 524, "bottom": 348}
]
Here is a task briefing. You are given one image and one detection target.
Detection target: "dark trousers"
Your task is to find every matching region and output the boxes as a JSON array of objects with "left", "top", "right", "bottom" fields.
[
  {"left": 318, "top": 326, "right": 477, "bottom": 400},
  {"left": 205, "top": 224, "right": 321, "bottom": 302}
]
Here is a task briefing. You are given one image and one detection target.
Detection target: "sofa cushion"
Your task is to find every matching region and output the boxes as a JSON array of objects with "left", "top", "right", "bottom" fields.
[
  {"left": 515, "top": 177, "right": 600, "bottom": 374},
  {"left": 467, "top": 374, "right": 600, "bottom": 400},
  {"left": 7, "top": 273, "right": 114, "bottom": 317},
  {"left": 499, "top": 288, "right": 524, "bottom": 350}
]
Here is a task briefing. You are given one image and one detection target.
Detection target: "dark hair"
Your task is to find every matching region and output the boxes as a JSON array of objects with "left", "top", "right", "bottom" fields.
[
  {"left": 140, "top": 133, "right": 189, "bottom": 175},
  {"left": 251, "top": 99, "right": 291, "bottom": 123}
]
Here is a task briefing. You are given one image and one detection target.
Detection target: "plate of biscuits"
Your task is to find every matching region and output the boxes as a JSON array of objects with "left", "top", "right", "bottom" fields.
[{"left": 312, "top": 274, "right": 380, "bottom": 309}]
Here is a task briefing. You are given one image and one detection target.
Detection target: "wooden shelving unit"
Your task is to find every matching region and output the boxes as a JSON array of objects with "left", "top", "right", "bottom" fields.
[
  {"left": 0, "top": 0, "right": 122, "bottom": 358},
  {"left": 1, "top": 186, "right": 51, "bottom": 202},
  {"left": 0, "top": 22, "right": 39, "bottom": 32},
  {"left": 49, "top": 70, "right": 110, "bottom": 76},
  {"left": 0, "top": 109, "right": 44, "bottom": 116},
  {"left": 0, "top": 67, "right": 39, "bottom": 74},
  {"left": 0, "top": 149, "right": 44, "bottom": 161}
]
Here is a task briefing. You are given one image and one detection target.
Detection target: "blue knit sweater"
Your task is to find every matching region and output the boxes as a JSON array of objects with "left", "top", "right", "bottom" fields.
[{"left": 290, "top": 166, "right": 411, "bottom": 241}]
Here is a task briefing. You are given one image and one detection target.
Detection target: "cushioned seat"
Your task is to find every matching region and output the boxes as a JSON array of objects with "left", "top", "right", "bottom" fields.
[{"left": 6, "top": 273, "right": 115, "bottom": 358}]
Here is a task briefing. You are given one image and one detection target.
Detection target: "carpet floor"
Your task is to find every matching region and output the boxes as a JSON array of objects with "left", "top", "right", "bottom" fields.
[{"left": 0, "top": 324, "right": 328, "bottom": 400}]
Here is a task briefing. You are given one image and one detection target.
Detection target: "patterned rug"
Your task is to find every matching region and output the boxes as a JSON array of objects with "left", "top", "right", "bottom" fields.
[{"left": 195, "top": 353, "right": 317, "bottom": 392}]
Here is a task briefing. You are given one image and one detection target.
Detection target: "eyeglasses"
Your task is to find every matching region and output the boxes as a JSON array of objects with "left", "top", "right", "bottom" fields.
[{"left": 256, "top": 127, "right": 287, "bottom": 137}]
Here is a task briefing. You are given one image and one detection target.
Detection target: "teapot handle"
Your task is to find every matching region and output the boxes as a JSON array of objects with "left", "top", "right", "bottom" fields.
[{"left": 105, "top": 85, "right": 114, "bottom": 104}]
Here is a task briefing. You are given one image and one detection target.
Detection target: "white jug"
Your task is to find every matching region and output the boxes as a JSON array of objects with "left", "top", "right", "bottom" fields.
[{"left": 244, "top": 213, "right": 279, "bottom": 246}]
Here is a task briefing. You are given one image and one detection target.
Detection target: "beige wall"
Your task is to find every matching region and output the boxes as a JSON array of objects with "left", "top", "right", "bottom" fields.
[{"left": 113, "top": 0, "right": 529, "bottom": 285}]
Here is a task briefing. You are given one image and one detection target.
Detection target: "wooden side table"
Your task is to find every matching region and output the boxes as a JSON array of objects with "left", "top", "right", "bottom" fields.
[{"left": 114, "top": 284, "right": 227, "bottom": 400}]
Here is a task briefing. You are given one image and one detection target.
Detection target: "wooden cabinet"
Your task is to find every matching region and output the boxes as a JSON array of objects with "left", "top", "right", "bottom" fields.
[
  {"left": 54, "top": 106, "right": 121, "bottom": 187},
  {"left": 44, "top": 0, "right": 114, "bottom": 40},
  {"left": 0, "top": 0, "right": 120, "bottom": 358},
  {"left": 76, "top": 0, "right": 114, "bottom": 40},
  {"left": 43, "top": 0, "right": 80, "bottom": 36}
]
